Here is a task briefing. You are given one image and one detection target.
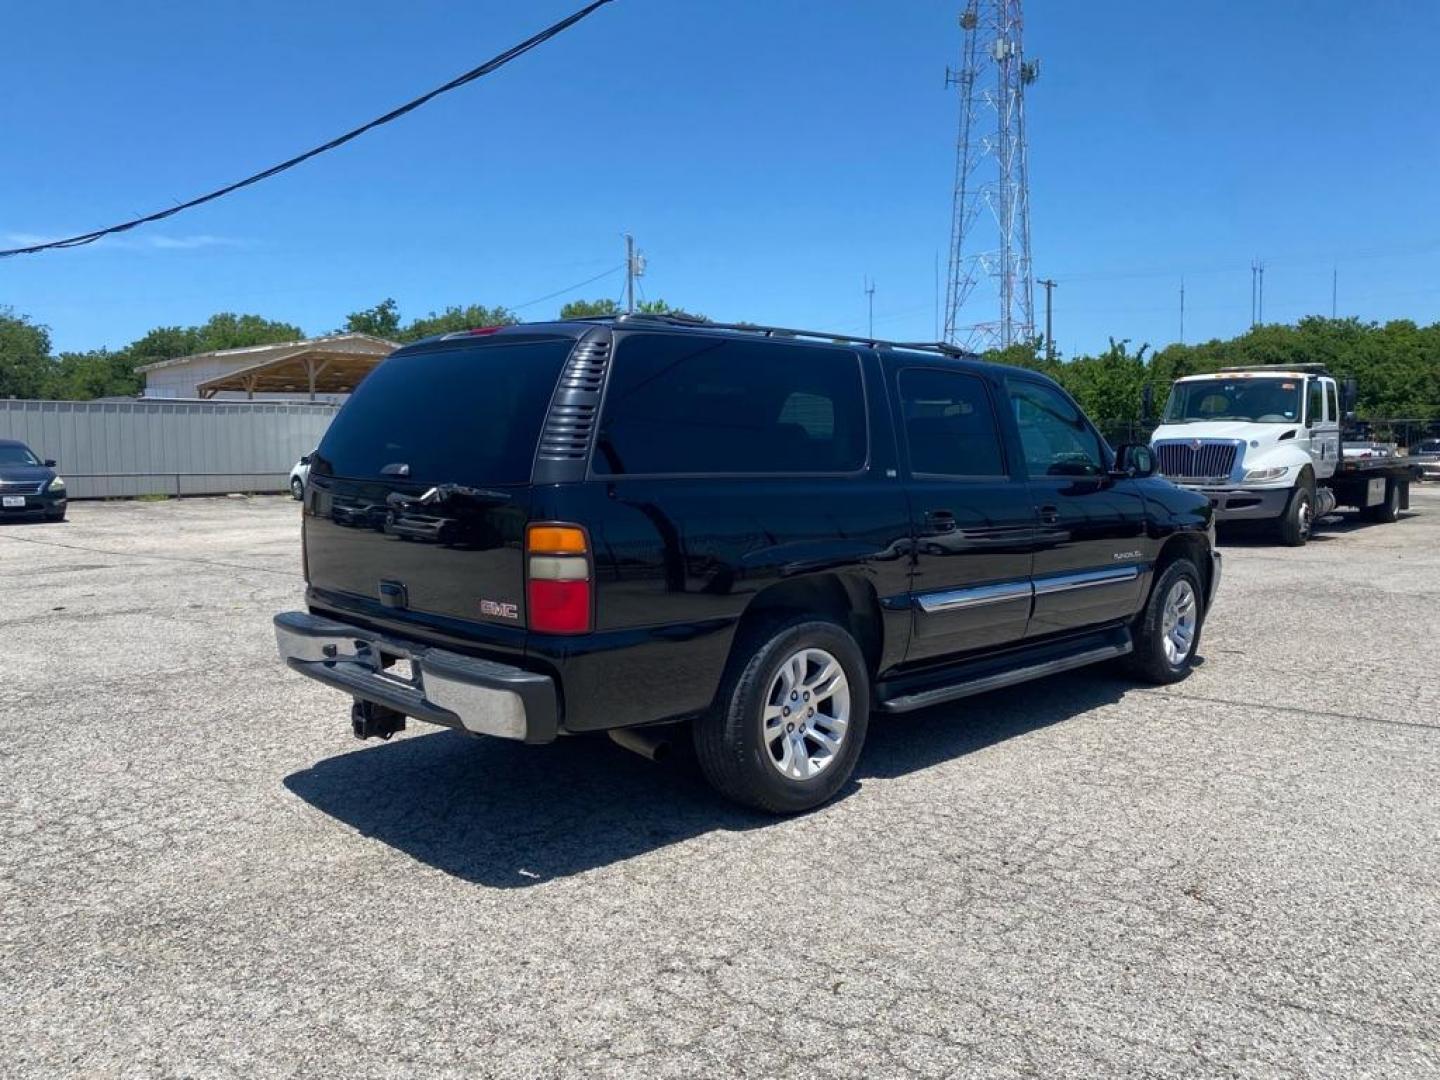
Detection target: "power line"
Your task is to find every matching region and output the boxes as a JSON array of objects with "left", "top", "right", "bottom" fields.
[
  {"left": 511, "top": 264, "right": 624, "bottom": 313},
  {"left": 0, "top": 0, "right": 617, "bottom": 259}
]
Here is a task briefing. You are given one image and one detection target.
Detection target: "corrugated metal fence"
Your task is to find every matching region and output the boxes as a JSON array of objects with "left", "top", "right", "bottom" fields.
[{"left": 0, "top": 399, "right": 340, "bottom": 499}]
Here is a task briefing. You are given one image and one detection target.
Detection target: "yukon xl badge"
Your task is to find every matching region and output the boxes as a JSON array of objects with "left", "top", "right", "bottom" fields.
[
  {"left": 480, "top": 599, "right": 520, "bottom": 620},
  {"left": 1113, "top": 551, "right": 1142, "bottom": 561}
]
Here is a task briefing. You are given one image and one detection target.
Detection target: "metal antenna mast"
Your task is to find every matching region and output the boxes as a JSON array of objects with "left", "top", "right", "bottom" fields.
[{"left": 943, "top": 1, "right": 1038, "bottom": 351}]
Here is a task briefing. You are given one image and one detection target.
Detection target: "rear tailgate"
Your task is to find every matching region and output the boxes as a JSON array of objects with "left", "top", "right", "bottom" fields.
[{"left": 303, "top": 334, "right": 576, "bottom": 651}]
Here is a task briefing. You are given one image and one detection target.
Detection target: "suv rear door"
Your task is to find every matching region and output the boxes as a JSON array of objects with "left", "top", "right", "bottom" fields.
[
  {"left": 304, "top": 333, "right": 576, "bottom": 655},
  {"left": 890, "top": 362, "right": 1037, "bottom": 662}
]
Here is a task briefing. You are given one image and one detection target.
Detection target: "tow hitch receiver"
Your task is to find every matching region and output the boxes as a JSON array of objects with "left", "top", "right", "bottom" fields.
[{"left": 352, "top": 699, "right": 406, "bottom": 741}]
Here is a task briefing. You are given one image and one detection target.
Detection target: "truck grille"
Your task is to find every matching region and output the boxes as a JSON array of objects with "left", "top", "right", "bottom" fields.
[
  {"left": 1153, "top": 440, "right": 1239, "bottom": 482},
  {"left": 0, "top": 480, "right": 45, "bottom": 495}
]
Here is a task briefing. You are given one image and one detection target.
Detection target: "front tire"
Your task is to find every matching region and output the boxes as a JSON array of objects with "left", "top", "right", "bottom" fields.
[
  {"left": 290, "top": 477, "right": 305, "bottom": 500},
  {"left": 1126, "top": 558, "right": 1204, "bottom": 684},
  {"left": 694, "top": 618, "right": 869, "bottom": 814},
  {"left": 1277, "top": 480, "right": 1314, "bottom": 546}
]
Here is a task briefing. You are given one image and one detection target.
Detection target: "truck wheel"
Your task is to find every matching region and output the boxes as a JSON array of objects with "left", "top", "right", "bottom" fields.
[
  {"left": 1363, "top": 479, "right": 1401, "bottom": 523},
  {"left": 694, "top": 618, "right": 869, "bottom": 814},
  {"left": 1277, "top": 481, "right": 1314, "bottom": 546},
  {"left": 291, "top": 477, "right": 305, "bottom": 500},
  {"left": 1126, "top": 558, "right": 1204, "bottom": 685}
]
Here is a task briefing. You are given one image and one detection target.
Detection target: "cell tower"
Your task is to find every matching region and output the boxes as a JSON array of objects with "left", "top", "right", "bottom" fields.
[{"left": 943, "top": 1, "right": 1039, "bottom": 351}]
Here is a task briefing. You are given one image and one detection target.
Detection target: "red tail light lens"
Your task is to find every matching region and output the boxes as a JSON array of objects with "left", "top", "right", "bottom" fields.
[
  {"left": 526, "top": 524, "right": 592, "bottom": 634},
  {"left": 527, "top": 579, "right": 591, "bottom": 634}
]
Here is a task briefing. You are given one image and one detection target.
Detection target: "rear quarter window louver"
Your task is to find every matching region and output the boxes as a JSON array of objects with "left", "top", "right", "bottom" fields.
[{"left": 536, "top": 339, "right": 610, "bottom": 463}]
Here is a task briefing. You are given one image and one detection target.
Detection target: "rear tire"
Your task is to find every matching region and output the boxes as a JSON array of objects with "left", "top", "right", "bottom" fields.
[
  {"left": 693, "top": 618, "right": 869, "bottom": 814},
  {"left": 1126, "top": 558, "right": 1204, "bottom": 685},
  {"left": 1276, "top": 480, "right": 1314, "bottom": 546},
  {"left": 1363, "top": 479, "right": 1401, "bottom": 523}
]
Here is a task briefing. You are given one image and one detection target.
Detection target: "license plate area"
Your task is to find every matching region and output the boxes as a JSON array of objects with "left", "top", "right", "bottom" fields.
[{"left": 2, "top": 496, "right": 26, "bottom": 508}]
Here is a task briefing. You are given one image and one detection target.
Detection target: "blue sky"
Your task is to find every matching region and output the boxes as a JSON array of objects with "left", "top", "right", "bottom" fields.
[{"left": 3, "top": 0, "right": 1438, "bottom": 356}]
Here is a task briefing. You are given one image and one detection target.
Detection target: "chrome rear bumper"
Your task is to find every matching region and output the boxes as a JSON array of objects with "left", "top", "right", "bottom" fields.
[{"left": 274, "top": 611, "right": 558, "bottom": 743}]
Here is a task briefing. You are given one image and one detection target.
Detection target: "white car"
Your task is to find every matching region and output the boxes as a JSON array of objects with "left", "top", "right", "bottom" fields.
[
  {"left": 289, "top": 454, "right": 313, "bottom": 500},
  {"left": 1414, "top": 439, "right": 1440, "bottom": 481}
]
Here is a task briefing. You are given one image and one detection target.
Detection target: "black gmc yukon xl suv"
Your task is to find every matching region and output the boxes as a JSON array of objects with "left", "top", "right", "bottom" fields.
[{"left": 276, "top": 315, "right": 1220, "bottom": 812}]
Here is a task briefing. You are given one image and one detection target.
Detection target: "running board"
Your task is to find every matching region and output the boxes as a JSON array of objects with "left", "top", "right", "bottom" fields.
[{"left": 876, "top": 628, "right": 1133, "bottom": 714}]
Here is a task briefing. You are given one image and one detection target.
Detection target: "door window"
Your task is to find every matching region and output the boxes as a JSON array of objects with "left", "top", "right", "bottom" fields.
[
  {"left": 1007, "top": 380, "right": 1106, "bottom": 478},
  {"left": 594, "top": 334, "right": 867, "bottom": 475},
  {"left": 898, "top": 368, "right": 1006, "bottom": 478},
  {"left": 1307, "top": 380, "right": 1325, "bottom": 426},
  {"left": 1325, "top": 381, "right": 1339, "bottom": 423}
]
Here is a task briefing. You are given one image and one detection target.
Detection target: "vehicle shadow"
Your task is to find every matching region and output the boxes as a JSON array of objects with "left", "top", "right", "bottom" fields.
[
  {"left": 283, "top": 668, "right": 1132, "bottom": 888},
  {"left": 1218, "top": 509, "right": 1410, "bottom": 547}
]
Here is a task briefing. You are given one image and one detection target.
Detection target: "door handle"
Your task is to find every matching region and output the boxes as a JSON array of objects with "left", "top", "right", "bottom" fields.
[
  {"left": 925, "top": 509, "right": 957, "bottom": 533},
  {"left": 1038, "top": 505, "right": 1060, "bottom": 525}
]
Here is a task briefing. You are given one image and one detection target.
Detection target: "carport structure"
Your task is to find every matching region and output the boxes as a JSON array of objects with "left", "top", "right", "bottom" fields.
[{"left": 192, "top": 334, "right": 397, "bottom": 400}]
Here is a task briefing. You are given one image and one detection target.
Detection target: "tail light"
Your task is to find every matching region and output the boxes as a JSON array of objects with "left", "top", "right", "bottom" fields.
[{"left": 526, "top": 524, "right": 592, "bottom": 634}]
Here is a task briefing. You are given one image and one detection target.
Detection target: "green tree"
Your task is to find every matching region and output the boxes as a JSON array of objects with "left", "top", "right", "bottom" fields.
[
  {"left": 46, "top": 350, "right": 143, "bottom": 400},
  {"left": 343, "top": 298, "right": 401, "bottom": 339},
  {"left": 0, "top": 308, "right": 53, "bottom": 398},
  {"left": 400, "top": 304, "right": 517, "bottom": 342},
  {"left": 559, "top": 298, "right": 620, "bottom": 319}
]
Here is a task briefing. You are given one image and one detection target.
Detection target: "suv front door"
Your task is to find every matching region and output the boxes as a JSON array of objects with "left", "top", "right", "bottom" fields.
[
  {"left": 894, "top": 365, "right": 1037, "bottom": 662},
  {"left": 1006, "top": 378, "right": 1149, "bottom": 638}
]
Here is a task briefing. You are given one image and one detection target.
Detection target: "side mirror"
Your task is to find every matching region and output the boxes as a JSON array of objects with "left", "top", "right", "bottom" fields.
[
  {"left": 43, "top": 459, "right": 57, "bottom": 468},
  {"left": 1111, "top": 443, "right": 1156, "bottom": 479},
  {"left": 299, "top": 454, "right": 312, "bottom": 466},
  {"left": 1341, "top": 376, "right": 1358, "bottom": 413},
  {"left": 1140, "top": 384, "right": 1154, "bottom": 422}
]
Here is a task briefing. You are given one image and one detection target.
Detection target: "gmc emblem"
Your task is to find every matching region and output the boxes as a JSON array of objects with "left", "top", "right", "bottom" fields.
[{"left": 480, "top": 599, "right": 519, "bottom": 620}]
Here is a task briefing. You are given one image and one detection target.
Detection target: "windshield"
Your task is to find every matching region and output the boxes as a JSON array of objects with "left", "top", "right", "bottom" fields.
[
  {"left": 0, "top": 444, "right": 41, "bottom": 467},
  {"left": 1163, "top": 377, "right": 1303, "bottom": 424},
  {"left": 315, "top": 338, "right": 573, "bottom": 486}
]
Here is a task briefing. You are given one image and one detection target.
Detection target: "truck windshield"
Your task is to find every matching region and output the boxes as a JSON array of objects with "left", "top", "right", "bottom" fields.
[{"left": 1162, "top": 378, "right": 1302, "bottom": 424}]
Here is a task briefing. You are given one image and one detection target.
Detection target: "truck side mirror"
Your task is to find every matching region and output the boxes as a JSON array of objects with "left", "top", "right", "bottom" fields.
[
  {"left": 43, "top": 459, "right": 57, "bottom": 468},
  {"left": 1140, "top": 384, "right": 1154, "bottom": 422},
  {"left": 1111, "top": 443, "right": 1156, "bottom": 479},
  {"left": 1341, "top": 377, "right": 1358, "bottom": 413}
]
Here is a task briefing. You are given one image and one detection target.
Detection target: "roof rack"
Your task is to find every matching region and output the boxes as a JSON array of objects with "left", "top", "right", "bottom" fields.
[{"left": 559, "top": 312, "right": 977, "bottom": 360}]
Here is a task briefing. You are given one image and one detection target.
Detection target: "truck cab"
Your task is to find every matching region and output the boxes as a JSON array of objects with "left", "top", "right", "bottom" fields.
[{"left": 1152, "top": 365, "right": 1408, "bottom": 545}]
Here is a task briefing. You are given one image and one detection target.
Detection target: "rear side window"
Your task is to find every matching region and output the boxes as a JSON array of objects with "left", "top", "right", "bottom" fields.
[
  {"left": 593, "top": 335, "right": 867, "bottom": 475},
  {"left": 898, "top": 368, "right": 1005, "bottom": 478},
  {"left": 316, "top": 339, "right": 572, "bottom": 485}
]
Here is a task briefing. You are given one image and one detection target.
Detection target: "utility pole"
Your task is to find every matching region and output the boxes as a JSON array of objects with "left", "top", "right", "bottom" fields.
[
  {"left": 624, "top": 233, "right": 644, "bottom": 314},
  {"left": 1035, "top": 277, "right": 1056, "bottom": 360},
  {"left": 1179, "top": 277, "right": 1185, "bottom": 345},
  {"left": 1258, "top": 260, "right": 1264, "bottom": 324},
  {"left": 1332, "top": 265, "right": 1338, "bottom": 319},
  {"left": 864, "top": 277, "right": 876, "bottom": 339}
]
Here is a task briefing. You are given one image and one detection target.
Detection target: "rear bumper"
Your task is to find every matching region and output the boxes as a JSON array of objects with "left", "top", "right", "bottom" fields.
[{"left": 274, "top": 611, "right": 558, "bottom": 743}]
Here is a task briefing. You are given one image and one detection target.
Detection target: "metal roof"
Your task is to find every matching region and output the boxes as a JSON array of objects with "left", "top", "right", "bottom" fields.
[{"left": 134, "top": 333, "right": 398, "bottom": 374}]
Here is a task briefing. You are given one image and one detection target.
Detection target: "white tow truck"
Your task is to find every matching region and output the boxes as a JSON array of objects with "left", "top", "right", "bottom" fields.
[{"left": 1150, "top": 364, "right": 1415, "bottom": 546}]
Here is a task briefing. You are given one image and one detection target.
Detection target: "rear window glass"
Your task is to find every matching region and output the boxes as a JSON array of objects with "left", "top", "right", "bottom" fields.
[
  {"left": 316, "top": 339, "right": 572, "bottom": 485},
  {"left": 593, "top": 334, "right": 867, "bottom": 475}
]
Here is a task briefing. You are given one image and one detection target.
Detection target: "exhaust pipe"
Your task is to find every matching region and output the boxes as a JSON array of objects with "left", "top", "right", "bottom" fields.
[{"left": 608, "top": 726, "right": 672, "bottom": 763}]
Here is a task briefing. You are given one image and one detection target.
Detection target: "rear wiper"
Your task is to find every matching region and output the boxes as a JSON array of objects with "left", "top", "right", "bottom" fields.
[{"left": 385, "top": 484, "right": 512, "bottom": 510}]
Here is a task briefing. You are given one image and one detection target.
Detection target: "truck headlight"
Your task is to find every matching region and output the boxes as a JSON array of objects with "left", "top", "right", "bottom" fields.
[
  {"left": 1243, "top": 466, "right": 1289, "bottom": 483},
  {"left": 47, "top": 476, "right": 66, "bottom": 492}
]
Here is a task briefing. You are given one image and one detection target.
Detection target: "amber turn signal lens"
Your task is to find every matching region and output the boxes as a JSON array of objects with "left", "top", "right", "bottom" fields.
[{"left": 527, "top": 525, "right": 587, "bottom": 554}]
